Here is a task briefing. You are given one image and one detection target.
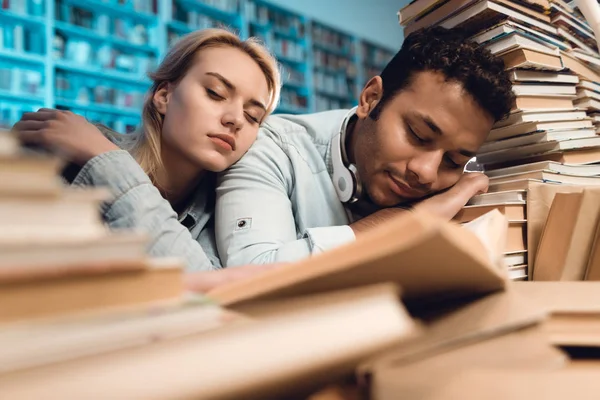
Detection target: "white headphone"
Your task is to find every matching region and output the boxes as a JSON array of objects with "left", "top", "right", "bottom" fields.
[{"left": 332, "top": 108, "right": 363, "bottom": 204}]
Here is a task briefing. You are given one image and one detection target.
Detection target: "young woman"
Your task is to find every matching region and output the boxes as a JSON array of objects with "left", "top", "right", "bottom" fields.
[{"left": 14, "top": 29, "right": 282, "bottom": 284}]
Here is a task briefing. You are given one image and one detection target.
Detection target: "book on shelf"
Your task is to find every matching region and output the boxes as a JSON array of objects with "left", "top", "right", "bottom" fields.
[{"left": 494, "top": 109, "right": 587, "bottom": 128}]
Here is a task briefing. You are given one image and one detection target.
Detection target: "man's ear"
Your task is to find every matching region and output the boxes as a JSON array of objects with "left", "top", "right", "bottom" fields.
[
  {"left": 356, "top": 76, "right": 383, "bottom": 119},
  {"left": 152, "top": 82, "right": 171, "bottom": 115}
]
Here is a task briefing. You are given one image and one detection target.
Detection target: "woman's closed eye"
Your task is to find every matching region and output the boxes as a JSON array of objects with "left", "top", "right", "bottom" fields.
[
  {"left": 206, "top": 88, "right": 226, "bottom": 100},
  {"left": 245, "top": 112, "right": 260, "bottom": 124}
]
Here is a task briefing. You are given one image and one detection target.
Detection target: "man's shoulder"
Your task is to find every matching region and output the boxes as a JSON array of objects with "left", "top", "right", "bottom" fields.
[{"left": 260, "top": 109, "right": 350, "bottom": 148}]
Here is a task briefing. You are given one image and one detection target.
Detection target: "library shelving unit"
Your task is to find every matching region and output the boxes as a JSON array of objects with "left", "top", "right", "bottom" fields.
[
  {"left": 360, "top": 39, "right": 394, "bottom": 87},
  {"left": 0, "top": 0, "right": 395, "bottom": 131},
  {"left": 311, "top": 21, "right": 358, "bottom": 112},
  {"left": 246, "top": 0, "right": 311, "bottom": 113}
]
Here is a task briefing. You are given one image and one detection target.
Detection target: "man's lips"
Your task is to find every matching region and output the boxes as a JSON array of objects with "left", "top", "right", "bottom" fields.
[
  {"left": 208, "top": 133, "right": 236, "bottom": 151},
  {"left": 387, "top": 172, "right": 426, "bottom": 198}
]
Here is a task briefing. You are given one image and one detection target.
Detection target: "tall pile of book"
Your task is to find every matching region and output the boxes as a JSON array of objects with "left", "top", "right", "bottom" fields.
[
  {"left": 0, "top": 130, "right": 418, "bottom": 398},
  {"left": 398, "top": 0, "right": 600, "bottom": 281},
  {"left": 5, "top": 125, "right": 600, "bottom": 397}
]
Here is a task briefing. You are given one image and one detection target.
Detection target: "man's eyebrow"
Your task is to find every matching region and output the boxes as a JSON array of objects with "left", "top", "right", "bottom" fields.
[
  {"left": 205, "top": 72, "right": 267, "bottom": 112},
  {"left": 420, "top": 114, "right": 443, "bottom": 136}
]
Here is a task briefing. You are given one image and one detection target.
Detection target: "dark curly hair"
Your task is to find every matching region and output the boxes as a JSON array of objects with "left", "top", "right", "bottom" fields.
[{"left": 370, "top": 26, "right": 515, "bottom": 123}]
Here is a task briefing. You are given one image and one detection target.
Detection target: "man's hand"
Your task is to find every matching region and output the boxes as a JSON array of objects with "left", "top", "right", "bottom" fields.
[
  {"left": 13, "top": 108, "right": 119, "bottom": 165},
  {"left": 413, "top": 172, "right": 488, "bottom": 219},
  {"left": 184, "top": 264, "right": 282, "bottom": 293},
  {"left": 350, "top": 172, "right": 488, "bottom": 237}
]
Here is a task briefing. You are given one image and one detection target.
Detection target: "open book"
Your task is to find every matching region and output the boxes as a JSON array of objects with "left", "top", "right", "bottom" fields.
[{"left": 209, "top": 210, "right": 509, "bottom": 307}]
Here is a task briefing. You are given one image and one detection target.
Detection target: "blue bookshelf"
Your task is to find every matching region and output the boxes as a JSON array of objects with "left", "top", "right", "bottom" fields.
[
  {"left": 0, "top": 0, "right": 395, "bottom": 129},
  {"left": 246, "top": 0, "right": 310, "bottom": 113},
  {"left": 311, "top": 21, "right": 359, "bottom": 112},
  {"left": 360, "top": 39, "right": 394, "bottom": 87}
]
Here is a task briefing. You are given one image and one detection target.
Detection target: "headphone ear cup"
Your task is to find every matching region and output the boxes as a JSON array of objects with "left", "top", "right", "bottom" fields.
[
  {"left": 347, "top": 164, "right": 362, "bottom": 201},
  {"left": 334, "top": 168, "right": 354, "bottom": 203}
]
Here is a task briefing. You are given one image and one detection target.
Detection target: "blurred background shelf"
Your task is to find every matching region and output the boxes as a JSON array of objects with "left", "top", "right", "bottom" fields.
[{"left": 0, "top": 0, "right": 395, "bottom": 130}]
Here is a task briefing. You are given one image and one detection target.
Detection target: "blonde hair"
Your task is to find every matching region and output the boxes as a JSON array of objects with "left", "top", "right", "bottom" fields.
[{"left": 132, "top": 28, "right": 281, "bottom": 181}]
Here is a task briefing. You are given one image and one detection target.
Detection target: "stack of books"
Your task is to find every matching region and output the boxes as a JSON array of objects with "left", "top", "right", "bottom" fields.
[
  {"left": 5, "top": 132, "right": 599, "bottom": 397},
  {"left": 0, "top": 129, "right": 419, "bottom": 398},
  {"left": 455, "top": 190, "right": 528, "bottom": 280},
  {"left": 398, "top": 0, "right": 600, "bottom": 281}
]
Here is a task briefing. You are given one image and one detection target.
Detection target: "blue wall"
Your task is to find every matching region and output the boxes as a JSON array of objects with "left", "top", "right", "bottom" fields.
[{"left": 265, "top": 0, "right": 409, "bottom": 51}]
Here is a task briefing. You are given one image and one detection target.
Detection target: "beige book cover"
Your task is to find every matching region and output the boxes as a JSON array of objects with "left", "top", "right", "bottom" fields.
[
  {"left": 0, "top": 258, "right": 184, "bottom": 323},
  {"left": 0, "top": 231, "right": 149, "bottom": 271},
  {"left": 453, "top": 203, "right": 525, "bottom": 223},
  {"left": 0, "top": 188, "right": 111, "bottom": 242},
  {"left": 513, "top": 281, "right": 600, "bottom": 346},
  {"left": 534, "top": 188, "right": 600, "bottom": 280},
  {"left": 208, "top": 210, "right": 508, "bottom": 307},
  {"left": 0, "top": 284, "right": 415, "bottom": 400},
  {"left": 359, "top": 286, "right": 548, "bottom": 376},
  {"left": 425, "top": 369, "right": 600, "bottom": 400},
  {"left": 584, "top": 219, "right": 600, "bottom": 280},
  {"left": 507, "top": 221, "right": 527, "bottom": 253},
  {"left": 526, "top": 181, "right": 584, "bottom": 278},
  {"left": 0, "top": 296, "right": 244, "bottom": 375},
  {"left": 0, "top": 150, "right": 64, "bottom": 196},
  {"left": 371, "top": 326, "right": 566, "bottom": 400}
]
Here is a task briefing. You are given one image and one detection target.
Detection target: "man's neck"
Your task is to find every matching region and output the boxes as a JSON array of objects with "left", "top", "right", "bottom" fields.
[
  {"left": 343, "top": 114, "right": 383, "bottom": 216},
  {"left": 155, "top": 142, "right": 205, "bottom": 212}
]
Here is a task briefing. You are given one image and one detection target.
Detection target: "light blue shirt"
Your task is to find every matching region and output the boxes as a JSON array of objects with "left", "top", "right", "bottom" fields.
[
  {"left": 73, "top": 110, "right": 358, "bottom": 271},
  {"left": 216, "top": 109, "right": 357, "bottom": 267}
]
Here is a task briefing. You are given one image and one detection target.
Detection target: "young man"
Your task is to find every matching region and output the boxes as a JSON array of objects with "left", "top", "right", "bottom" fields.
[{"left": 215, "top": 26, "right": 515, "bottom": 266}]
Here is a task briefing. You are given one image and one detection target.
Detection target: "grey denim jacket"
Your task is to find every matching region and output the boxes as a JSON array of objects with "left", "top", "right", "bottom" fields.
[{"left": 71, "top": 126, "right": 220, "bottom": 271}]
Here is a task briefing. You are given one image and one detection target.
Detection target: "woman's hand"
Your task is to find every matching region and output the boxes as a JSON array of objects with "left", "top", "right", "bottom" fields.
[
  {"left": 13, "top": 108, "right": 119, "bottom": 165},
  {"left": 184, "top": 264, "right": 282, "bottom": 293}
]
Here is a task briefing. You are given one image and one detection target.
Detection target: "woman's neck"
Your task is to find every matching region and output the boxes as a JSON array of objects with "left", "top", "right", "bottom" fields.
[{"left": 155, "top": 143, "right": 205, "bottom": 212}]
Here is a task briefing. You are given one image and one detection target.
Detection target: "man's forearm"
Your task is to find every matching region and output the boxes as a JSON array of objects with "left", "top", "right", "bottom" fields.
[{"left": 350, "top": 208, "right": 411, "bottom": 238}]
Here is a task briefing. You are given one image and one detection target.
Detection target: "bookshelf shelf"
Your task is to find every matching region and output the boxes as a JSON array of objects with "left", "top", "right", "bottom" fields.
[
  {"left": 249, "top": 21, "right": 269, "bottom": 31},
  {"left": 54, "top": 21, "right": 159, "bottom": 55},
  {"left": 272, "top": 27, "right": 304, "bottom": 42},
  {"left": 167, "top": 20, "right": 194, "bottom": 33},
  {"left": 54, "top": 60, "right": 151, "bottom": 86},
  {"left": 177, "top": 0, "right": 240, "bottom": 25},
  {"left": 0, "top": 9, "right": 45, "bottom": 28},
  {"left": 276, "top": 54, "right": 306, "bottom": 66},
  {"left": 276, "top": 104, "right": 309, "bottom": 114},
  {"left": 0, "top": 49, "right": 45, "bottom": 66},
  {"left": 0, "top": 0, "right": 395, "bottom": 127},
  {"left": 282, "top": 80, "right": 307, "bottom": 91},
  {"left": 55, "top": 99, "right": 141, "bottom": 117},
  {"left": 0, "top": 89, "right": 45, "bottom": 104},
  {"left": 312, "top": 42, "right": 352, "bottom": 58},
  {"left": 315, "top": 89, "right": 355, "bottom": 102},
  {"left": 61, "top": 0, "right": 158, "bottom": 23}
]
